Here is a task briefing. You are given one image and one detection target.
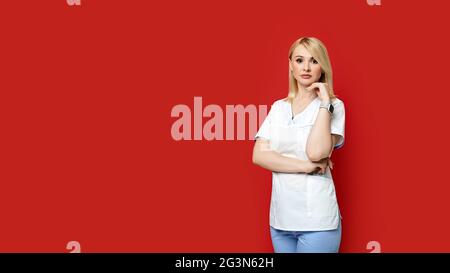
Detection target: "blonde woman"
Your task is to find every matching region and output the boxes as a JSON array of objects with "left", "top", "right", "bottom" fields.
[{"left": 252, "top": 37, "right": 345, "bottom": 253}]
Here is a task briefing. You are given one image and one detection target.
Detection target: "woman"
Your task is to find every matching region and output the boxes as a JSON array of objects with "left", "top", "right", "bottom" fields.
[{"left": 252, "top": 37, "right": 345, "bottom": 253}]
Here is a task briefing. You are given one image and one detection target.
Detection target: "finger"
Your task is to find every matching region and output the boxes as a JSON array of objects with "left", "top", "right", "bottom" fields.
[
  {"left": 318, "top": 165, "right": 325, "bottom": 174},
  {"left": 305, "top": 82, "right": 318, "bottom": 91},
  {"left": 314, "top": 166, "right": 322, "bottom": 175}
]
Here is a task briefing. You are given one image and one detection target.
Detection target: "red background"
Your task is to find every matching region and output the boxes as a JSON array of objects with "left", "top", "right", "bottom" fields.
[{"left": 1, "top": 0, "right": 449, "bottom": 252}]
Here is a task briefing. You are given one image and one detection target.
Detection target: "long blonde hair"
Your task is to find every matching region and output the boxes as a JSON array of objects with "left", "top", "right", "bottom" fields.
[{"left": 287, "top": 37, "right": 336, "bottom": 103}]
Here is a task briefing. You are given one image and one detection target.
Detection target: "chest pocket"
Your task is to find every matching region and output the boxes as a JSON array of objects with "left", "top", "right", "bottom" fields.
[
  {"left": 269, "top": 105, "right": 319, "bottom": 160},
  {"left": 269, "top": 123, "right": 313, "bottom": 161}
]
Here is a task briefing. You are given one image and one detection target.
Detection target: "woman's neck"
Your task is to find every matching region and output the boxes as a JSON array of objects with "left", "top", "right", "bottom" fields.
[{"left": 295, "top": 84, "right": 317, "bottom": 102}]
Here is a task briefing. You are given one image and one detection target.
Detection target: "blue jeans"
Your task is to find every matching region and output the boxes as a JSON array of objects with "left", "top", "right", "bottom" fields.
[{"left": 270, "top": 221, "right": 341, "bottom": 253}]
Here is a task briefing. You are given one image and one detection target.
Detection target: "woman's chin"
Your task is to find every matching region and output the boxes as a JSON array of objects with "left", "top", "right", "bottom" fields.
[{"left": 298, "top": 79, "right": 316, "bottom": 87}]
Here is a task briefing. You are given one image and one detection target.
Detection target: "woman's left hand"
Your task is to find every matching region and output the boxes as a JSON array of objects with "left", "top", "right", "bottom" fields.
[{"left": 306, "top": 82, "right": 331, "bottom": 103}]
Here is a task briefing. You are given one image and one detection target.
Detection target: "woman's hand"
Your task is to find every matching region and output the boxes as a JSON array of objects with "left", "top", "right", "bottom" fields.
[
  {"left": 306, "top": 82, "right": 331, "bottom": 103},
  {"left": 327, "top": 158, "right": 334, "bottom": 170},
  {"left": 304, "top": 158, "right": 327, "bottom": 175},
  {"left": 304, "top": 157, "right": 334, "bottom": 175}
]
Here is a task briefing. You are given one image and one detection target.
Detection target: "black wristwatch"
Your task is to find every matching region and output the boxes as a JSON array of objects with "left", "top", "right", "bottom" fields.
[{"left": 320, "top": 102, "right": 334, "bottom": 115}]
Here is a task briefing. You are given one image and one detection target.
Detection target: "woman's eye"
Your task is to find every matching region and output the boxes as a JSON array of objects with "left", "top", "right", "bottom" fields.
[
  {"left": 312, "top": 59, "right": 318, "bottom": 64},
  {"left": 296, "top": 59, "right": 303, "bottom": 63}
]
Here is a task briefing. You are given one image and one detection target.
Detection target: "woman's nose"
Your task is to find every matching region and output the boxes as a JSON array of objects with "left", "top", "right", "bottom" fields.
[{"left": 303, "top": 62, "right": 310, "bottom": 72}]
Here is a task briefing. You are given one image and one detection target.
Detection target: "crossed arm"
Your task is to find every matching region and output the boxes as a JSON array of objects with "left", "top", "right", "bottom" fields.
[
  {"left": 252, "top": 138, "right": 316, "bottom": 173},
  {"left": 252, "top": 135, "right": 339, "bottom": 174},
  {"left": 252, "top": 107, "right": 340, "bottom": 173}
]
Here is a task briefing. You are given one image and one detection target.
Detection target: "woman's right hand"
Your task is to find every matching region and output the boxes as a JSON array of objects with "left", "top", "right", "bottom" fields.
[{"left": 304, "top": 158, "right": 330, "bottom": 175}]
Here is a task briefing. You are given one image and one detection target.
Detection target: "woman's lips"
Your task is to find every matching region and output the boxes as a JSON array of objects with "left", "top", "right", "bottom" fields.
[{"left": 300, "top": 75, "right": 311, "bottom": 79}]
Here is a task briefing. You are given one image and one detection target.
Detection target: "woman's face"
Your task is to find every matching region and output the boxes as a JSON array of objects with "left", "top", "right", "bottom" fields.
[{"left": 289, "top": 45, "right": 323, "bottom": 87}]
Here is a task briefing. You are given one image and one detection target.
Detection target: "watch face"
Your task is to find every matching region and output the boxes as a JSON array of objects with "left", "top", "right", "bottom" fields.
[{"left": 329, "top": 104, "right": 334, "bottom": 113}]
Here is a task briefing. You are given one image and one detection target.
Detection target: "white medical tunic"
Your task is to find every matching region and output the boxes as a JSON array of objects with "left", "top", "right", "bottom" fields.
[{"left": 255, "top": 97, "right": 345, "bottom": 231}]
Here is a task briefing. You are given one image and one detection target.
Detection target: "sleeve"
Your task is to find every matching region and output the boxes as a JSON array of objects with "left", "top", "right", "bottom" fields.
[
  {"left": 331, "top": 99, "right": 345, "bottom": 149},
  {"left": 254, "top": 101, "right": 277, "bottom": 141}
]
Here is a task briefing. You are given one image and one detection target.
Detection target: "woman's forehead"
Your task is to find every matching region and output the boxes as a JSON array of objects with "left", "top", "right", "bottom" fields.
[{"left": 292, "top": 44, "right": 312, "bottom": 58}]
